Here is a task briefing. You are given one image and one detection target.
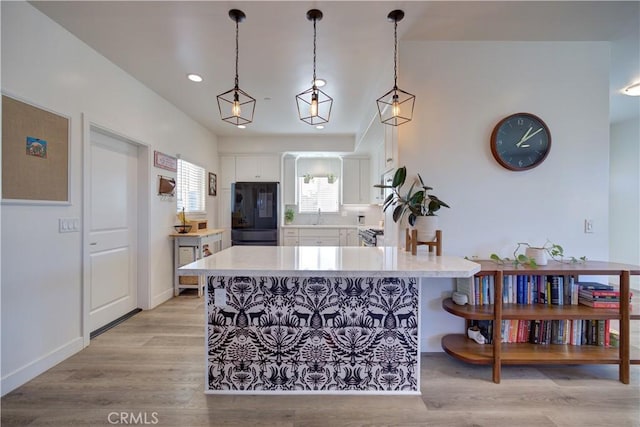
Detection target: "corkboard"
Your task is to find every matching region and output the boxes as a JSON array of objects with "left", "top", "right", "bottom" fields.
[{"left": 2, "top": 95, "right": 70, "bottom": 202}]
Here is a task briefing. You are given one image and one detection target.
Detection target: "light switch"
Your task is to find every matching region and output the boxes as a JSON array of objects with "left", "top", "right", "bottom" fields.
[{"left": 59, "top": 217, "right": 81, "bottom": 233}]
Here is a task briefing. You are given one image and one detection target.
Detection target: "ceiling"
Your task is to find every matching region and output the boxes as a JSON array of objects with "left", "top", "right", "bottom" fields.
[{"left": 31, "top": 1, "right": 639, "bottom": 138}]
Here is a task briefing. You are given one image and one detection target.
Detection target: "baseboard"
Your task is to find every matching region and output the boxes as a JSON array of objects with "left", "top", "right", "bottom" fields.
[
  {"left": 151, "top": 286, "right": 174, "bottom": 308},
  {"left": 1, "top": 336, "right": 84, "bottom": 396}
]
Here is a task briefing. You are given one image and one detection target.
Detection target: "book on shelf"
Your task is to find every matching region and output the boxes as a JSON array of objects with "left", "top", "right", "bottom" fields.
[
  {"left": 579, "top": 289, "right": 633, "bottom": 299},
  {"left": 467, "top": 274, "right": 629, "bottom": 309},
  {"left": 455, "top": 277, "right": 474, "bottom": 305},
  {"left": 577, "top": 282, "right": 614, "bottom": 290},
  {"left": 578, "top": 298, "right": 632, "bottom": 309},
  {"left": 469, "top": 319, "right": 493, "bottom": 344},
  {"left": 484, "top": 318, "right": 615, "bottom": 346}
]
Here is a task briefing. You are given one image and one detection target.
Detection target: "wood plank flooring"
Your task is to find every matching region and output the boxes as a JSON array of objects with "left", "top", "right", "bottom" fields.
[{"left": 2, "top": 291, "right": 639, "bottom": 427}]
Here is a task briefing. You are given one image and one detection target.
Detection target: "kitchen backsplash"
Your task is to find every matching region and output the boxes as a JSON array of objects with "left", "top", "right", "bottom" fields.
[{"left": 284, "top": 205, "right": 383, "bottom": 227}]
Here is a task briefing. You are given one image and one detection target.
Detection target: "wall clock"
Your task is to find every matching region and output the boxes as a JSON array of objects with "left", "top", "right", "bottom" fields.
[{"left": 490, "top": 113, "right": 551, "bottom": 171}]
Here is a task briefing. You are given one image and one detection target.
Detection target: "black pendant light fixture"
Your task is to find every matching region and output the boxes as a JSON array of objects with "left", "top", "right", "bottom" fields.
[
  {"left": 296, "top": 9, "right": 333, "bottom": 126},
  {"left": 377, "top": 10, "right": 415, "bottom": 126},
  {"left": 217, "top": 9, "right": 256, "bottom": 127}
]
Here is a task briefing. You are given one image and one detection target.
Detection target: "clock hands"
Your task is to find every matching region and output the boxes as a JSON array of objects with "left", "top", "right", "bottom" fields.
[
  {"left": 522, "top": 127, "right": 543, "bottom": 143},
  {"left": 516, "top": 127, "right": 532, "bottom": 147},
  {"left": 516, "top": 127, "right": 543, "bottom": 148}
]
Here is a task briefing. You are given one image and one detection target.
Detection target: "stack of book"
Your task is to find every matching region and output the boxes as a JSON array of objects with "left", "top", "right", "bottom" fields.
[{"left": 577, "top": 282, "right": 633, "bottom": 309}]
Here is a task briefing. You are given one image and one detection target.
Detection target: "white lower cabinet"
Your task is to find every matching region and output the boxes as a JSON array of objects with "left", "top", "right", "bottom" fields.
[
  {"left": 282, "top": 227, "right": 359, "bottom": 246},
  {"left": 282, "top": 228, "right": 299, "bottom": 246},
  {"left": 299, "top": 237, "right": 340, "bottom": 246},
  {"left": 298, "top": 228, "right": 340, "bottom": 246},
  {"left": 339, "top": 228, "right": 359, "bottom": 246}
]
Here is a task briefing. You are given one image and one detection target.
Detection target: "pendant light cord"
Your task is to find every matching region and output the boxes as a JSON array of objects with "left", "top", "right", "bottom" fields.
[
  {"left": 393, "top": 18, "right": 398, "bottom": 90},
  {"left": 234, "top": 18, "right": 239, "bottom": 90},
  {"left": 312, "top": 17, "right": 317, "bottom": 86}
]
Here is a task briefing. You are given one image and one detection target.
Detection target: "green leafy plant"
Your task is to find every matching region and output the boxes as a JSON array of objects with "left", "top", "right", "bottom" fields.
[
  {"left": 490, "top": 240, "right": 586, "bottom": 268},
  {"left": 284, "top": 208, "right": 294, "bottom": 223},
  {"left": 374, "top": 166, "right": 450, "bottom": 225},
  {"left": 303, "top": 174, "right": 313, "bottom": 184}
]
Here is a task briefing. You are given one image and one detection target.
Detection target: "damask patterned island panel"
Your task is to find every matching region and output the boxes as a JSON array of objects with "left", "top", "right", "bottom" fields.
[
  {"left": 207, "top": 275, "right": 420, "bottom": 393},
  {"left": 177, "top": 246, "right": 480, "bottom": 394}
]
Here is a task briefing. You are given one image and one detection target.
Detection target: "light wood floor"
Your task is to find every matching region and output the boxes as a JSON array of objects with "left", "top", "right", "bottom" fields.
[{"left": 2, "top": 291, "right": 639, "bottom": 427}]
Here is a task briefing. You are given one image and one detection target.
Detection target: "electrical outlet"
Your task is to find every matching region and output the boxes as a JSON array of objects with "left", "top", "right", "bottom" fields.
[
  {"left": 584, "top": 219, "right": 594, "bottom": 233},
  {"left": 214, "top": 288, "right": 227, "bottom": 307}
]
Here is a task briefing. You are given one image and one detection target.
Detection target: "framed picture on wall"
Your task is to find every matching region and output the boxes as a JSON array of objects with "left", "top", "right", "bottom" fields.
[{"left": 208, "top": 172, "right": 217, "bottom": 197}]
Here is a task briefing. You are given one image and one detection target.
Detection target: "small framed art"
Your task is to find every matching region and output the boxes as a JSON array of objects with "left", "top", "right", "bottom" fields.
[{"left": 208, "top": 172, "right": 217, "bottom": 197}]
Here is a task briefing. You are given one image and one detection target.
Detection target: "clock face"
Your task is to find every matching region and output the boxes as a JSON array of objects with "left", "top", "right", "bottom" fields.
[{"left": 490, "top": 113, "right": 551, "bottom": 171}]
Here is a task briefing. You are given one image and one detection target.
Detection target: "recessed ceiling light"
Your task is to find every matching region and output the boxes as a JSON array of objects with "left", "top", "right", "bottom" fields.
[
  {"left": 237, "top": 125, "right": 246, "bottom": 129},
  {"left": 187, "top": 73, "right": 203, "bottom": 82},
  {"left": 316, "top": 125, "right": 324, "bottom": 129},
  {"left": 314, "top": 79, "right": 327, "bottom": 87},
  {"left": 623, "top": 82, "right": 640, "bottom": 96}
]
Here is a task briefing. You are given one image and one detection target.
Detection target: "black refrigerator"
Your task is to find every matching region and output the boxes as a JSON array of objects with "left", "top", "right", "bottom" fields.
[{"left": 231, "top": 182, "right": 279, "bottom": 246}]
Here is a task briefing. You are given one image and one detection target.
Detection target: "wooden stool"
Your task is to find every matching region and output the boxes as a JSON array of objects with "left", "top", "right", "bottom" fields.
[{"left": 405, "top": 229, "right": 442, "bottom": 256}]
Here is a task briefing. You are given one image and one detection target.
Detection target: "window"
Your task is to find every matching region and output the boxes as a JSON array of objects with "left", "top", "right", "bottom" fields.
[
  {"left": 176, "top": 159, "right": 205, "bottom": 213},
  {"left": 298, "top": 176, "right": 339, "bottom": 213}
]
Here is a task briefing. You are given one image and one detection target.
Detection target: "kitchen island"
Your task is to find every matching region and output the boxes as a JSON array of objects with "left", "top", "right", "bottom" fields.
[{"left": 178, "top": 246, "right": 480, "bottom": 394}]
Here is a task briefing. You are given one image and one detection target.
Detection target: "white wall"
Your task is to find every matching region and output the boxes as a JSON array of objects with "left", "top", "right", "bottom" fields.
[
  {"left": 1, "top": 2, "right": 218, "bottom": 394},
  {"left": 397, "top": 41, "right": 611, "bottom": 351},
  {"left": 610, "top": 117, "right": 640, "bottom": 287}
]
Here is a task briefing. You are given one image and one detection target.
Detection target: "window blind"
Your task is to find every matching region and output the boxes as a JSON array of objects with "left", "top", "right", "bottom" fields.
[
  {"left": 176, "top": 159, "right": 205, "bottom": 213},
  {"left": 298, "top": 176, "right": 339, "bottom": 213}
]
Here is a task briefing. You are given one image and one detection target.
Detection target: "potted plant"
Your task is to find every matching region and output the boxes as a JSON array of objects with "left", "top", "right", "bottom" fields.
[
  {"left": 303, "top": 174, "right": 313, "bottom": 184},
  {"left": 284, "top": 207, "right": 295, "bottom": 224},
  {"left": 375, "top": 166, "right": 450, "bottom": 241},
  {"left": 327, "top": 173, "right": 336, "bottom": 184},
  {"left": 490, "top": 240, "right": 586, "bottom": 268}
]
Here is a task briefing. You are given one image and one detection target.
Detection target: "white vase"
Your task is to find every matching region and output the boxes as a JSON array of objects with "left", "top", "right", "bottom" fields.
[
  {"left": 413, "top": 216, "right": 438, "bottom": 242},
  {"left": 525, "top": 247, "right": 548, "bottom": 265}
]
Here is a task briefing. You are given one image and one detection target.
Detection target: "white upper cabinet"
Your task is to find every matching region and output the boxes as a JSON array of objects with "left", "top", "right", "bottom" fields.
[
  {"left": 342, "top": 157, "right": 370, "bottom": 205},
  {"left": 234, "top": 155, "right": 280, "bottom": 182},
  {"left": 219, "top": 156, "right": 236, "bottom": 190},
  {"left": 383, "top": 125, "right": 397, "bottom": 172},
  {"left": 282, "top": 156, "right": 296, "bottom": 205}
]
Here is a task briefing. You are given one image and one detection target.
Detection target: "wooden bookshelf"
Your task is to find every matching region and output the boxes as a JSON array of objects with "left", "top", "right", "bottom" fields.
[{"left": 441, "top": 260, "right": 640, "bottom": 384}]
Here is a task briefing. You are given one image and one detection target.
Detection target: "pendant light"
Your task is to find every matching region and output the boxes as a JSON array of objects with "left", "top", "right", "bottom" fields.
[
  {"left": 377, "top": 10, "right": 415, "bottom": 126},
  {"left": 217, "top": 9, "right": 256, "bottom": 127},
  {"left": 296, "top": 9, "right": 333, "bottom": 126}
]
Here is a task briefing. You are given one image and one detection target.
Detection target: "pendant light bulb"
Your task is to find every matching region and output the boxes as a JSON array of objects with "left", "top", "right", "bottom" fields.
[
  {"left": 391, "top": 93, "right": 400, "bottom": 117},
  {"left": 232, "top": 92, "right": 242, "bottom": 117},
  {"left": 310, "top": 90, "right": 319, "bottom": 117}
]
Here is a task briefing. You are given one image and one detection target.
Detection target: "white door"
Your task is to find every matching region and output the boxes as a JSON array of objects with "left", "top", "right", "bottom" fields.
[{"left": 88, "top": 129, "right": 138, "bottom": 332}]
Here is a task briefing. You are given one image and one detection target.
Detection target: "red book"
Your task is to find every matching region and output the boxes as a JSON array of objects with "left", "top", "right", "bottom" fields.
[
  {"left": 579, "top": 298, "right": 633, "bottom": 309},
  {"left": 580, "top": 290, "right": 633, "bottom": 297}
]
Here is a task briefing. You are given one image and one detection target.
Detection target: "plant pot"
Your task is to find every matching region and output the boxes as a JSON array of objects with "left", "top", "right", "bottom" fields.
[
  {"left": 413, "top": 216, "right": 438, "bottom": 242},
  {"left": 525, "top": 247, "right": 548, "bottom": 265}
]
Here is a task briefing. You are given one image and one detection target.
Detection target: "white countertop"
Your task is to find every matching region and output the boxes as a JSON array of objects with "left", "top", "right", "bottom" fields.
[
  {"left": 281, "top": 224, "right": 365, "bottom": 229},
  {"left": 178, "top": 246, "right": 480, "bottom": 278}
]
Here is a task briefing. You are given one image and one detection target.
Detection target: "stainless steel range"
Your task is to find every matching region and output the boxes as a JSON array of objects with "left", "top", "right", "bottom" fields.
[{"left": 358, "top": 228, "right": 384, "bottom": 247}]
